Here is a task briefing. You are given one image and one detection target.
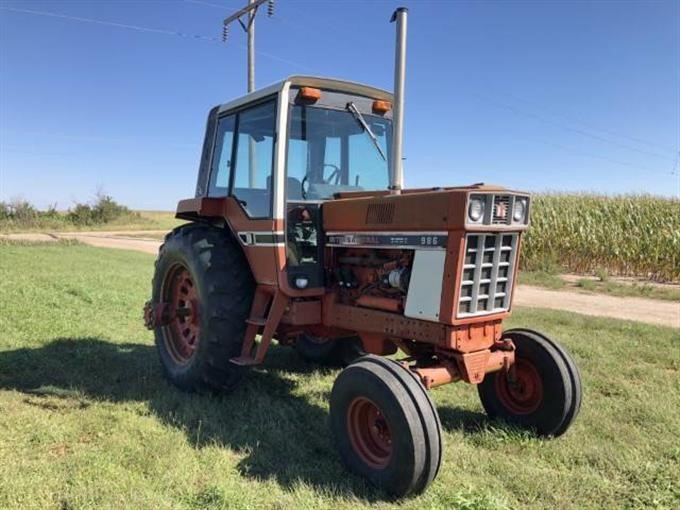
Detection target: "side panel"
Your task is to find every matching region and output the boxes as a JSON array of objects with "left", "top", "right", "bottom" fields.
[
  {"left": 175, "top": 196, "right": 324, "bottom": 297},
  {"left": 404, "top": 250, "right": 446, "bottom": 322},
  {"left": 224, "top": 198, "right": 281, "bottom": 285}
]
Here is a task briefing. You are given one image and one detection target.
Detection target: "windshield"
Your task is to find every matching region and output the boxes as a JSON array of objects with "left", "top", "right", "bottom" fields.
[{"left": 286, "top": 104, "right": 391, "bottom": 200}]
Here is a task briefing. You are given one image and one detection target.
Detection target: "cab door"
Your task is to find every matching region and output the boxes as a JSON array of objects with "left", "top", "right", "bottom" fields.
[{"left": 206, "top": 98, "right": 282, "bottom": 286}]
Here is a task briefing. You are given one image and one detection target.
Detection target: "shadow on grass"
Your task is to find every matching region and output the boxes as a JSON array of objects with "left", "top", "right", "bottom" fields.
[
  {"left": 436, "top": 406, "right": 491, "bottom": 434},
  {"left": 0, "top": 337, "right": 503, "bottom": 500},
  {"left": 0, "top": 337, "right": 383, "bottom": 500}
]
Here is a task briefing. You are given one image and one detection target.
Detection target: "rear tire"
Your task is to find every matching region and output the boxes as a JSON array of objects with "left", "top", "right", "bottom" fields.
[
  {"left": 330, "top": 355, "right": 442, "bottom": 498},
  {"left": 477, "top": 329, "right": 580, "bottom": 436},
  {"left": 151, "top": 223, "right": 254, "bottom": 392}
]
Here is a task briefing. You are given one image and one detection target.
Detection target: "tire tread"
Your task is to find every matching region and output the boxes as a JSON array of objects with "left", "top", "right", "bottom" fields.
[{"left": 152, "top": 223, "right": 254, "bottom": 393}]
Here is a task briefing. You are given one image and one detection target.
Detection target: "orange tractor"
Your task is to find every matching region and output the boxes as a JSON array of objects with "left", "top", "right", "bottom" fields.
[{"left": 144, "top": 8, "right": 581, "bottom": 497}]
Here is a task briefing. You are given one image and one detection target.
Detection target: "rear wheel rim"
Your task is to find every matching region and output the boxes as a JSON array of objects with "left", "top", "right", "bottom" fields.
[
  {"left": 162, "top": 264, "right": 200, "bottom": 364},
  {"left": 347, "top": 397, "right": 392, "bottom": 469},
  {"left": 495, "top": 359, "right": 543, "bottom": 415}
]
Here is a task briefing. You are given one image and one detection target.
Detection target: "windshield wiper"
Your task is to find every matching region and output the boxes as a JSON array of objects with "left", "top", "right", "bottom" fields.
[{"left": 346, "top": 102, "right": 386, "bottom": 161}]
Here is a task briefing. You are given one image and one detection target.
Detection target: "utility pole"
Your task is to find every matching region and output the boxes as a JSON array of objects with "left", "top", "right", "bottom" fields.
[
  {"left": 222, "top": 0, "right": 274, "bottom": 187},
  {"left": 247, "top": 0, "right": 256, "bottom": 93},
  {"left": 222, "top": 0, "right": 274, "bottom": 93}
]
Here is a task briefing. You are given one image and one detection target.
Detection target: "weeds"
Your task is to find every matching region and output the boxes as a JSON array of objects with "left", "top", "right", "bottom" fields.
[{"left": 0, "top": 194, "right": 140, "bottom": 231}]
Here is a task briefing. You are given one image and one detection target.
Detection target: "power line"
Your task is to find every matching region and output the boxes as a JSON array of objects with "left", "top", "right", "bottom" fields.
[
  {"left": 494, "top": 90, "right": 678, "bottom": 154},
  {"left": 181, "top": 0, "right": 375, "bottom": 49},
  {"left": 221, "top": 0, "right": 274, "bottom": 92},
  {"left": 492, "top": 127, "right": 675, "bottom": 178},
  {"left": 1, "top": 6, "right": 221, "bottom": 42},
  {"left": 0, "top": 5, "right": 313, "bottom": 71},
  {"left": 182, "top": 0, "right": 228, "bottom": 9},
  {"left": 251, "top": 2, "right": 679, "bottom": 157},
  {"left": 671, "top": 152, "right": 679, "bottom": 176},
  {"left": 5, "top": 3, "right": 675, "bottom": 175},
  {"left": 528, "top": 136, "right": 661, "bottom": 173},
  {"left": 472, "top": 92, "right": 676, "bottom": 162}
]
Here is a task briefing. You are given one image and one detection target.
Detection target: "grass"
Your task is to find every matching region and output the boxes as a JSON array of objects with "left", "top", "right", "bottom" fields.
[
  {"left": 518, "top": 270, "right": 680, "bottom": 302},
  {"left": 133, "top": 210, "right": 185, "bottom": 231},
  {"left": 517, "top": 270, "right": 566, "bottom": 290},
  {"left": 574, "top": 278, "right": 680, "bottom": 302},
  {"left": 1, "top": 244, "right": 679, "bottom": 509}
]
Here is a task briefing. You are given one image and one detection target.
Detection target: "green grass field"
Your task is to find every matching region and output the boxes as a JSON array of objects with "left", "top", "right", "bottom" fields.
[
  {"left": 0, "top": 243, "right": 678, "bottom": 510},
  {"left": 518, "top": 270, "right": 680, "bottom": 302}
]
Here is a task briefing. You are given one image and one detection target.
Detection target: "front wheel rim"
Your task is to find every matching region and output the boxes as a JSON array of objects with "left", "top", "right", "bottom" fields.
[
  {"left": 346, "top": 397, "right": 392, "bottom": 469},
  {"left": 495, "top": 359, "right": 544, "bottom": 415},
  {"left": 161, "top": 264, "right": 200, "bottom": 364}
]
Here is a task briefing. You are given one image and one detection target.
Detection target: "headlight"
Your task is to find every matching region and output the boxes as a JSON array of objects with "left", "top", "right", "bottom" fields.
[
  {"left": 513, "top": 198, "right": 527, "bottom": 223},
  {"left": 468, "top": 197, "right": 485, "bottom": 222}
]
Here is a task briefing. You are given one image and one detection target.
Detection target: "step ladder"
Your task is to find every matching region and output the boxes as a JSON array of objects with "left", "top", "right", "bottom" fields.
[{"left": 230, "top": 285, "right": 288, "bottom": 366}]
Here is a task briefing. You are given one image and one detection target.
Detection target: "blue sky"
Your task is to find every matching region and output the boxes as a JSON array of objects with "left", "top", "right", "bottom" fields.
[{"left": 1, "top": 0, "right": 678, "bottom": 210}]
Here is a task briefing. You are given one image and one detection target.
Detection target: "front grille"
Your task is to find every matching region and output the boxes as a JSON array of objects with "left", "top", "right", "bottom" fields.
[
  {"left": 458, "top": 232, "right": 518, "bottom": 317},
  {"left": 492, "top": 195, "right": 511, "bottom": 224}
]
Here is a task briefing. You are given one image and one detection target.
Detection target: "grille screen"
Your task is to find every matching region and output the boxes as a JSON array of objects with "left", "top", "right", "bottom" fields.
[
  {"left": 458, "top": 233, "right": 518, "bottom": 317},
  {"left": 492, "top": 195, "right": 511, "bottom": 224}
]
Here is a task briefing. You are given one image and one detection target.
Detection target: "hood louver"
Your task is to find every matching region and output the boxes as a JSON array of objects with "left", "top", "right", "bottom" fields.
[{"left": 365, "top": 203, "right": 395, "bottom": 224}]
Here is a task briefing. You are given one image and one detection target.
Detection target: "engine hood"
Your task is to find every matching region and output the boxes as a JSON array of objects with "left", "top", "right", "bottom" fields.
[{"left": 323, "top": 184, "right": 530, "bottom": 232}]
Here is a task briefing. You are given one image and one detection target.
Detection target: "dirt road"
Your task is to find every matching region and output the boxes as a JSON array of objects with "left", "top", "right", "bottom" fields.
[
  {"left": 2, "top": 230, "right": 678, "bottom": 328},
  {"left": 1, "top": 230, "right": 164, "bottom": 255},
  {"left": 513, "top": 285, "right": 678, "bottom": 328}
]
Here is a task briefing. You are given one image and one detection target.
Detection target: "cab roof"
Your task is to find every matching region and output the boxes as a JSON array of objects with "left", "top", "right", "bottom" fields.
[{"left": 216, "top": 75, "right": 393, "bottom": 114}]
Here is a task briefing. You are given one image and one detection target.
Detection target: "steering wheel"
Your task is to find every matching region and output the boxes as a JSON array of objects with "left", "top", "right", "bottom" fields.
[
  {"left": 300, "top": 164, "right": 342, "bottom": 199},
  {"left": 322, "top": 163, "right": 342, "bottom": 185}
]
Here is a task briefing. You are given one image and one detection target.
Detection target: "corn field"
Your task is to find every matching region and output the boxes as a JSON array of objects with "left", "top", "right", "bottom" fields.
[{"left": 521, "top": 193, "right": 680, "bottom": 282}]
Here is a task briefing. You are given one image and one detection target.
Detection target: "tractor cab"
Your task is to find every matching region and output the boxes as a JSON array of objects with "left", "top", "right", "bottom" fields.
[{"left": 178, "top": 76, "right": 395, "bottom": 294}]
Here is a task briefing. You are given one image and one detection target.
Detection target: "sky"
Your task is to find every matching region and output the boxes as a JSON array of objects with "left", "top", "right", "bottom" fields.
[{"left": 0, "top": 0, "right": 678, "bottom": 210}]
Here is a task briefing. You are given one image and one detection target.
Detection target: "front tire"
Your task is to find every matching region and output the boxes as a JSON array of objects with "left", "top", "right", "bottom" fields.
[
  {"left": 151, "top": 223, "right": 254, "bottom": 392},
  {"left": 329, "top": 355, "right": 442, "bottom": 498},
  {"left": 504, "top": 328, "right": 582, "bottom": 436},
  {"left": 478, "top": 329, "right": 581, "bottom": 436}
]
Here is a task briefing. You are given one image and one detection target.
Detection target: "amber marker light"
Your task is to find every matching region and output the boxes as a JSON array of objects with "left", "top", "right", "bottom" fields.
[
  {"left": 298, "top": 87, "right": 322, "bottom": 102},
  {"left": 372, "top": 99, "right": 392, "bottom": 114}
]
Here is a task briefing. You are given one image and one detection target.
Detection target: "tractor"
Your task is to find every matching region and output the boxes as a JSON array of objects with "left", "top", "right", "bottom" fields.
[{"left": 144, "top": 8, "right": 581, "bottom": 497}]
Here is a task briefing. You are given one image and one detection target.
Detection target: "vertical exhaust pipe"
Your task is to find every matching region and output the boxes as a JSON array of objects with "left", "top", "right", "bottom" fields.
[{"left": 389, "top": 7, "right": 408, "bottom": 195}]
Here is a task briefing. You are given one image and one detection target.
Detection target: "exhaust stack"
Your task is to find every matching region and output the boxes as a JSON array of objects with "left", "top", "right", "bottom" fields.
[{"left": 389, "top": 7, "right": 408, "bottom": 195}]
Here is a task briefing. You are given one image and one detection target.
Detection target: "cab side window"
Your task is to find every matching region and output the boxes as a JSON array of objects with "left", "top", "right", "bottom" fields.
[
  {"left": 207, "top": 114, "right": 235, "bottom": 196},
  {"left": 231, "top": 100, "right": 277, "bottom": 218}
]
